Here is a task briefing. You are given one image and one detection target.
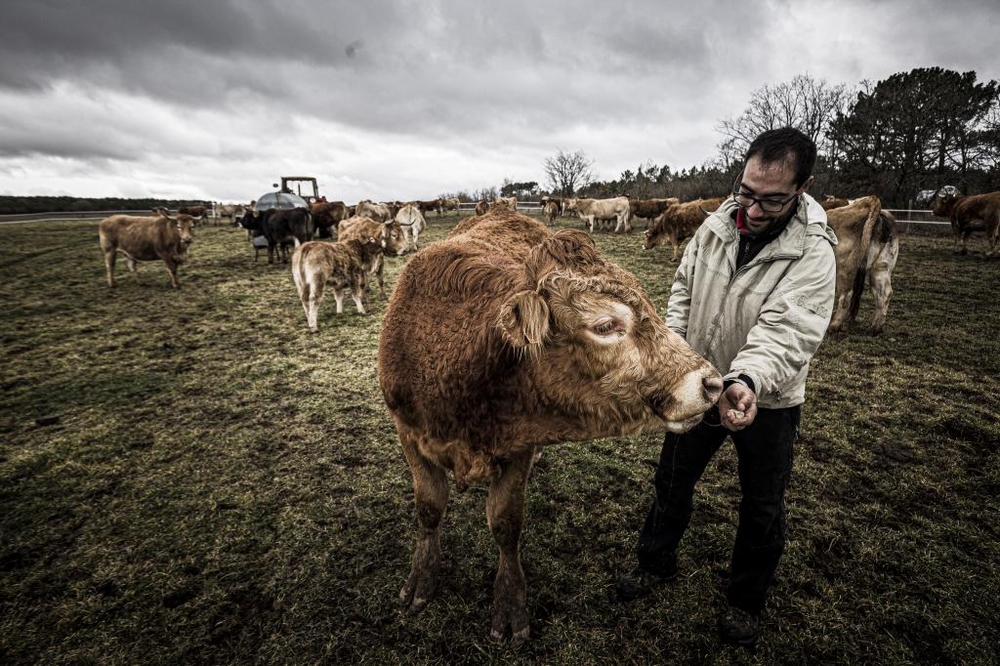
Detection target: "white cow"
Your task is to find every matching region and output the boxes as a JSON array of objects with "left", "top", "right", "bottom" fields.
[
  {"left": 395, "top": 203, "right": 427, "bottom": 250},
  {"left": 565, "top": 196, "right": 631, "bottom": 233}
]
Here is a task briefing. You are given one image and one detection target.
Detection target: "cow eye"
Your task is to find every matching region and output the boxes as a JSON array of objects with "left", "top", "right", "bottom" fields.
[{"left": 593, "top": 320, "right": 621, "bottom": 336}]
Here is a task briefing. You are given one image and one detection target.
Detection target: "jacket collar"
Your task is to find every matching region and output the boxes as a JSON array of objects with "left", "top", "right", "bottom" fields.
[{"left": 707, "top": 193, "right": 837, "bottom": 259}]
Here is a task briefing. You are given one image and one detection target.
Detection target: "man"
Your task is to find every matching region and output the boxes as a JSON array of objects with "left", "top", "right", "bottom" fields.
[{"left": 616, "top": 127, "right": 837, "bottom": 647}]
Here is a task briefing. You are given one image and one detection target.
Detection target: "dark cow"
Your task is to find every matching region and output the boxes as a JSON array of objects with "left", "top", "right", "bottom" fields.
[
  {"left": 933, "top": 190, "right": 1000, "bottom": 258},
  {"left": 629, "top": 197, "right": 679, "bottom": 226},
  {"left": 643, "top": 197, "right": 724, "bottom": 258},
  {"left": 418, "top": 199, "right": 443, "bottom": 216},
  {"left": 825, "top": 196, "right": 899, "bottom": 334},
  {"left": 98, "top": 208, "right": 197, "bottom": 288},
  {"left": 240, "top": 207, "right": 315, "bottom": 264},
  {"left": 474, "top": 199, "right": 489, "bottom": 216},
  {"left": 311, "top": 201, "right": 350, "bottom": 238},
  {"left": 337, "top": 216, "right": 410, "bottom": 298},
  {"left": 377, "top": 207, "right": 722, "bottom": 645},
  {"left": 178, "top": 205, "right": 208, "bottom": 218},
  {"left": 291, "top": 238, "right": 382, "bottom": 330}
]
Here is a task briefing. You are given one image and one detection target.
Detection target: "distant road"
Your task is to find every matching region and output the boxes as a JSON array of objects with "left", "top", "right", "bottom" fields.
[{"left": 0, "top": 210, "right": 152, "bottom": 225}]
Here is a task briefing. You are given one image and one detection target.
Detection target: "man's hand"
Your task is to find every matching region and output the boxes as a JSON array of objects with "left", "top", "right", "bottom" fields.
[{"left": 720, "top": 382, "right": 757, "bottom": 431}]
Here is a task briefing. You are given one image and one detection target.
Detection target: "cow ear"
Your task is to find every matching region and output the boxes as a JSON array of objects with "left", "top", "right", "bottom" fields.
[{"left": 498, "top": 290, "right": 549, "bottom": 350}]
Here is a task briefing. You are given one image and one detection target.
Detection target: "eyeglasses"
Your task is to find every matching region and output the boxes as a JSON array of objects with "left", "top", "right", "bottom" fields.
[{"left": 732, "top": 175, "right": 798, "bottom": 213}]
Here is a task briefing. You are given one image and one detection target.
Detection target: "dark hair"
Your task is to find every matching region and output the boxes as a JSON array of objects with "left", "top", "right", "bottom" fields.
[{"left": 745, "top": 127, "right": 817, "bottom": 187}]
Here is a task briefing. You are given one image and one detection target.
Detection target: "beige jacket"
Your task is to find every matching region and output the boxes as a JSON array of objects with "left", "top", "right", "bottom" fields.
[{"left": 667, "top": 194, "right": 837, "bottom": 409}]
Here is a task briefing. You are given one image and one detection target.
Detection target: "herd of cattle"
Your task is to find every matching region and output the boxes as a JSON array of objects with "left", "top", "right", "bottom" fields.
[
  {"left": 92, "top": 188, "right": 999, "bottom": 644},
  {"left": 96, "top": 189, "right": 1000, "bottom": 335}
]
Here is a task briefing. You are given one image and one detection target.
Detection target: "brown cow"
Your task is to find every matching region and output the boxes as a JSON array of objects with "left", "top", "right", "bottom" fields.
[
  {"left": 540, "top": 199, "right": 561, "bottom": 225},
  {"left": 337, "top": 216, "right": 409, "bottom": 298},
  {"left": 291, "top": 239, "right": 381, "bottom": 330},
  {"left": 377, "top": 207, "right": 722, "bottom": 645},
  {"left": 933, "top": 191, "right": 1000, "bottom": 258},
  {"left": 820, "top": 195, "right": 850, "bottom": 210},
  {"left": 490, "top": 196, "right": 518, "bottom": 211},
  {"left": 474, "top": 199, "right": 489, "bottom": 216},
  {"left": 825, "top": 196, "right": 899, "bottom": 334},
  {"left": 441, "top": 197, "right": 461, "bottom": 214},
  {"left": 629, "top": 197, "right": 679, "bottom": 226},
  {"left": 310, "top": 201, "right": 349, "bottom": 238},
  {"left": 98, "top": 208, "right": 197, "bottom": 288},
  {"left": 356, "top": 200, "right": 392, "bottom": 222},
  {"left": 643, "top": 197, "right": 724, "bottom": 258}
]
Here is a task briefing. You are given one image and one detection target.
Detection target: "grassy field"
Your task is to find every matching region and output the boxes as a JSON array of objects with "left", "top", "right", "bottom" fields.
[{"left": 1, "top": 212, "right": 998, "bottom": 665}]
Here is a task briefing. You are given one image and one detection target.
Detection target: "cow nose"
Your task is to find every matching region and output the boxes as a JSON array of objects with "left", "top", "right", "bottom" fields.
[{"left": 702, "top": 375, "right": 723, "bottom": 404}]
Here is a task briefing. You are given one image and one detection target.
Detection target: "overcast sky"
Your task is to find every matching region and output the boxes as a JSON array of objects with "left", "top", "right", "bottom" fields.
[{"left": 1, "top": 0, "right": 997, "bottom": 204}]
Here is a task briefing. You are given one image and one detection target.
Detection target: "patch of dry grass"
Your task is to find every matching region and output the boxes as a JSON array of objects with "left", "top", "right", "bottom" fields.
[{"left": 1, "top": 214, "right": 998, "bottom": 664}]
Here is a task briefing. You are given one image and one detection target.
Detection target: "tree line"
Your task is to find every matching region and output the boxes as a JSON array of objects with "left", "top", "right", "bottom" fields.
[
  {"left": 0, "top": 196, "right": 210, "bottom": 216},
  {"left": 536, "top": 67, "right": 999, "bottom": 208}
]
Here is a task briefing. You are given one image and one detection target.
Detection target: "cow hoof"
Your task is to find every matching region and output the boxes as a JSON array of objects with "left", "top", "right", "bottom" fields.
[{"left": 399, "top": 577, "right": 436, "bottom": 613}]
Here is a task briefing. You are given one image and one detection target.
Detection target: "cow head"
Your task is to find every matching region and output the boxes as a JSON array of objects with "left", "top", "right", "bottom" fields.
[
  {"left": 497, "top": 229, "right": 721, "bottom": 431},
  {"left": 380, "top": 220, "right": 409, "bottom": 256},
  {"left": 172, "top": 214, "right": 197, "bottom": 246},
  {"left": 642, "top": 223, "right": 664, "bottom": 250},
  {"left": 238, "top": 209, "right": 262, "bottom": 231},
  {"left": 933, "top": 193, "right": 960, "bottom": 217}
]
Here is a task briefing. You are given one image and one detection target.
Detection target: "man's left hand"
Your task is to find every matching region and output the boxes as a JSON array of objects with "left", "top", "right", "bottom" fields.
[{"left": 720, "top": 383, "right": 757, "bottom": 431}]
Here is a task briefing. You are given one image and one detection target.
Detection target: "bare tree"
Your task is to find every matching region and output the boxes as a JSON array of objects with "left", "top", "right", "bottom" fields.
[
  {"left": 543, "top": 149, "right": 595, "bottom": 196},
  {"left": 716, "top": 74, "right": 852, "bottom": 166}
]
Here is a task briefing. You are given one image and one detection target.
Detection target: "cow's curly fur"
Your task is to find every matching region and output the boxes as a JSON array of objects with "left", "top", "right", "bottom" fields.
[{"left": 377, "top": 207, "right": 720, "bottom": 644}]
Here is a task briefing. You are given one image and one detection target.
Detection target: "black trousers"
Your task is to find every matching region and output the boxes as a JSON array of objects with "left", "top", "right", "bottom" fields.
[{"left": 635, "top": 405, "right": 800, "bottom": 615}]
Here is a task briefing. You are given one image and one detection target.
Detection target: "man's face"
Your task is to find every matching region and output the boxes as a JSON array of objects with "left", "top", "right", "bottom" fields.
[{"left": 733, "top": 155, "right": 811, "bottom": 234}]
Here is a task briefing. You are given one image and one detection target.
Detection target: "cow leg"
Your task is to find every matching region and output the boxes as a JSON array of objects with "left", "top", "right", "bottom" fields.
[
  {"left": 124, "top": 256, "right": 141, "bottom": 284},
  {"left": 375, "top": 256, "right": 387, "bottom": 299},
  {"left": 332, "top": 286, "right": 345, "bottom": 315},
  {"left": 828, "top": 268, "right": 856, "bottom": 333},
  {"left": 670, "top": 238, "right": 681, "bottom": 261},
  {"left": 163, "top": 260, "right": 179, "bottom": 288},
  {"left": 294, "top": 273, "right": 313, "bottom": 329},
  {"left": 102, "top": 246, "right": 117, "bottom": 287},
  {"left": 867, "top": 242, "right": 898, "bottom": 333},
  {"left": 399, "top": 431, "right": 449, "bottom": 612},
  {"left": 487, "top": 449, "right": 534, "bottom": 645},
  {"left": 987, "top": 221, "right": 1000, "bottom": 258},
  {"left": 350, "top": 272, "right": 367, "bottom": 314},
  {"left": 268, "top": 242, "right": 276, "bottom": 265},
  {"left": 309, "top": 279, "right": 326, "bottom": 329}
]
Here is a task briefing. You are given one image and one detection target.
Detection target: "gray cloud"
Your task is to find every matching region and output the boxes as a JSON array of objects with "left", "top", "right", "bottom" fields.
[{"left": 1, "top": 0, "right": 998, "bottom": 201}]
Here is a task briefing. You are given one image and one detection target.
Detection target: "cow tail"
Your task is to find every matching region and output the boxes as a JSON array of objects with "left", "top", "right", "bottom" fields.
[
  {"left": 848, "top": 197, "right": 881, "bottom": 322},
  {"left": 847, "top": 263, "right": 867, "bottom": 322}
]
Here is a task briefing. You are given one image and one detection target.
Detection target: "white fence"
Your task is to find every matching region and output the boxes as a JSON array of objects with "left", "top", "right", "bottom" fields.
[{"left": 0, "top": 206, "right": 952, "bottom": 233}]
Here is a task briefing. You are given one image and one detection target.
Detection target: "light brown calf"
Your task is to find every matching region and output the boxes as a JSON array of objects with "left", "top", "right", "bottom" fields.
[
  {"left": 643, "top": 197, "right": 724, "bottom": 258},
  {"left": 337, "top": 216, "right": 409, "bottom": 298},
  {"left": 291, "top": 239, "right": 381, "bottom": 330}
]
